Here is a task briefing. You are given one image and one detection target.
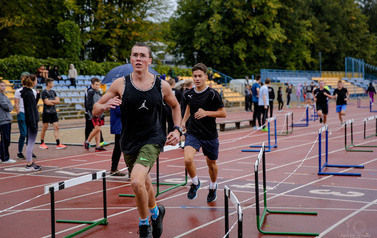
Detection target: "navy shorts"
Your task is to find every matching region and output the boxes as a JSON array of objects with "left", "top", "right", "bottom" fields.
[
  {"left": 185, "top": 134, "right": 219, "bottom": 160},
  {"left": 316, "top": 103, "right": 328, "bottom": 115}
]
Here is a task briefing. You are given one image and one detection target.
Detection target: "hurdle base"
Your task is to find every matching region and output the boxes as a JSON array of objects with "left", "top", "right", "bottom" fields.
[
  {"left": 242, "top": 145, "right": 275, "bottom": 153},
  {"left": 291, "top": 123, "right": 308, "bottom": 127},
  {"left": 318, "top": 171, "right": 361, "bottom": 176},
  {"left": 257, "top": 208, "right": 319, "bottom": 236},
  {"left": 272, "top": 131, "right": 293, "bottom": 136},
  {"left": 345, "top": 145, "right": 374, "bottom": 152},
  {"left": 119, "top": 176, "right": 188, "bottom": 197},
  {"left": 56, "top": 218, "right": 108, "bottom": 238}
]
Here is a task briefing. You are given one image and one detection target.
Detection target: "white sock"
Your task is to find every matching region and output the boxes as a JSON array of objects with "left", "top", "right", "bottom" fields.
[
  {"left": 209, "top": 181, "right": 217, "bottom": 189},
  {"left": 191, "top": 176, "right": 199, "bottom": 185}
]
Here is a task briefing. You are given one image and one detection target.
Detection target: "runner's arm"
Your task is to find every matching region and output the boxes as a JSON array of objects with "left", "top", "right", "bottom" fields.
[
  {"left": 92, "top": 78, "right": 123, "bottom": 116},
  {"left": 181, "top": 105, "right": 190, "bottom": 131},
  {"left": 162, "top": 80, "right": 181, "bottom": 145},
  {"left": 14, "top": 98, "right": 20, "bottom": 114}
]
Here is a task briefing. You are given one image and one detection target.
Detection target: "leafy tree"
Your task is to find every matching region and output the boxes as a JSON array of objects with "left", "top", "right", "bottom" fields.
[{"left": 57, "top": 21, "right": 81, "bottom": 61}]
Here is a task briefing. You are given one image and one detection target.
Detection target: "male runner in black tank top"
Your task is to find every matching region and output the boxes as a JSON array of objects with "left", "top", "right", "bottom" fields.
[
  {"left": 182, "top": 63, "right": 227, "bottom": 203},
  {"left": 93, "top": 43, "right": 181, "bottom": 238}
]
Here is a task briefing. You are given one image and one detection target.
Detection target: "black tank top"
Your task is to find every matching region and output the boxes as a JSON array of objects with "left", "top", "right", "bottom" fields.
[{"left": 120, "top": 74, "right": 166, "bottom": 155}]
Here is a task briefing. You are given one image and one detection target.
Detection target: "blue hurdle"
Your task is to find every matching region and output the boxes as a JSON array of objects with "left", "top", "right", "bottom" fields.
[
  {"left": 292, "top": 105, "right": 309, "bottom": 127},
  {"left": 370, "top": 99, "right": 377, "bottom": 112},
  {"left": 318, "top": 125, "right": 364, "bottom": 176},
  {"left": 242, "top": 117, "right": 277, "bottom": 152}
]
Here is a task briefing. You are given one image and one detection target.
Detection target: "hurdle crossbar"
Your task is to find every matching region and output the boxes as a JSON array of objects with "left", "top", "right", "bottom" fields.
[
  {"left": 345, "top": 119, "right": 374, "bottom": 152},
  {"left": 318, "top": 125, "right": 364, "bottom": 176},
  {"left": 119, "top": 157, "right": 188, "bottom": 197},
  {"left": 273, "top": 112, "right": 293, "bottom": 136},
  {"left": 46, "top": 171, "right": 108, "bottom": 238},
  {"left": 357, "top": 97, "right": 369, "bottom": 108},
  {"left": 242, "top": 117, "right": 277, "bottom": 152},
  {"left": 370, "top": 99, "right": 377, "bottom": 112},
  {"left": 224, "top": 186, "right": 243, "bottom": 238},
  {"left": 311, "top": 106, "right": 319, "bottom": 121},
  {"left": 292, "top": 106, "right": 309, "bottom": 127},
  {"left": 363, "top": 115, "right": 377, "bottom": 140},
  {"left": 254, "top": 144, "right": 319, "bottom": 236}
]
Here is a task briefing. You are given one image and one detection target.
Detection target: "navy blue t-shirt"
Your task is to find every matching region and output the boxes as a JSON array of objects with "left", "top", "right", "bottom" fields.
[{"left": 251, "top": 82, "right": 260, "bottom": 103}]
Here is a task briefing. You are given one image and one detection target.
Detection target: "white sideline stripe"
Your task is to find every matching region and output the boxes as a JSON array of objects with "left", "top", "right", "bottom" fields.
[
  {"left": 167, "top": 165, "right": 185, "bottom": 168},
  {"left": 222, "top": 168, "right": 244, "bottom": 172},
  {"left": 318, "top": 197, "right": 377, "bottom": 237},
  {"left": 43, "top": 170, "right": 106, "bottom": 194},
  {"left": 163, "top": 144, "right": 180, "bottom": 152}
]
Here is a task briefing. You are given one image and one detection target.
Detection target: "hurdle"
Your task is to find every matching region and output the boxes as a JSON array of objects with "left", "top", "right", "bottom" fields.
[
  {"left": 318, "top": 125, "right": 364, "bottom": 176},
  {"left": 45, "top": 170, "right": 108, "bottom": 238},
  {"left": 272, "top": 112, "right": 293, "bottom": 136},
  {"left": 344, "top": 119, "right": 373, "bottom": 152},
  {"left": 242, "top": 117, "right": 277, "bottom": 152},
  {"left": 357, "top": 97, "right": 369, "bottom": 108},
  {"left": 311, "top": 106, "right": 319, "bottom": 121},
  {"left": 292, "top": 105, "right": 309, "bottom": 127},
  {"left": 364, "top": 115, "right": 377, "bottom": 140},
  {"left": 224, "top": 186, "right": 243, "bottom": 238},
  {"left": 119, "top": 156, "right": 188, "bottom": 197},
  {"left": 254, "top": 144, "right": 319, "bottom": 236},
  {"left": 370, "top": 98, "right": 377, "bottom": 112}
]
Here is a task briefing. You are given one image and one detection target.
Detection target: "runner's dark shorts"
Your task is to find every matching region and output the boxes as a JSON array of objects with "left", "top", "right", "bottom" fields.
[
  {"left": 92, "top": 116, "right": 105, "bottom": 126},
  {"left": 185, "top": 133, "right": 219, "bottom": 160},
  {"left": 42, "top": 112, "right": 59, "bottom": 124},
  {"left": 124, "top": 144, "right": 161, "bottom": 173},
  {"left": 316, "top": 103, "right": 328, "bottom": 115}
]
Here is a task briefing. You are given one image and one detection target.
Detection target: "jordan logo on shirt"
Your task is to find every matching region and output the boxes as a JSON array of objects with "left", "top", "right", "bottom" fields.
[{"left": 138, "top": 100, "right": 149, "bottom": 110}]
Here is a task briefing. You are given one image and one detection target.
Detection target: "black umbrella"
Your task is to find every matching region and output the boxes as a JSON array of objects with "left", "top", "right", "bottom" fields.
[{"left": 102, "top": 63, "right": 160, "bottom": 84}]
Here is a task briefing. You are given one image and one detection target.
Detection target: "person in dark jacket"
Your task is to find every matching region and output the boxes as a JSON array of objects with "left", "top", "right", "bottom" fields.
[
  {"left": 277, "top": 86, "right": 283, "bottom": 111},
  {"left": 109, "top": 106, "right": 128, "bottom": 176},
  {"left": 84, "top": 77, "right": 105, "bottom": 151},
  {"left": 0, "top": 80, "right": 16, "bottom": 163},
  {"left": 20, "top": 75, "right": 41, "bottom": 171},
  {"left": 366, "top": 82, "right": 376, "bottom": 103},
  {"left": 268, "top": 83, "right": 275, "bottom": 117}
]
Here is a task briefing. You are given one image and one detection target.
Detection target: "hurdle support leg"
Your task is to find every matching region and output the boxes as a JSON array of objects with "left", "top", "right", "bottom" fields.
[
  {"left": 242, "top": 117, "right": 277, "bottom": 152},
  {"left": 345, "top": 119, "right": 373, "bottom": 152},
  {"left": 364, "top": 116, "right": 377, "bottom": 140},
  {"left": 370, "top": 98, "right": 377, "bottom": 112},
  {"left": 254, "top": 145, "right": 319, "bottom": 236},
  {"left": 318, "top": 126, "right": 364, "bottom": 176},
  {"left": 292, "top": 106, "right": 309, "bottom": 127},
  {"left": 274, "top": 112, "right": 293, "bottom": 136},
  {"left": 49, "top": 171, "right": 108, "bottom": 238},
  {"left": 224, "top": 186, "right": 243, "bottom": 238},
  {"left": 119, "top": 157, "right": 188, "bottom": 197}
]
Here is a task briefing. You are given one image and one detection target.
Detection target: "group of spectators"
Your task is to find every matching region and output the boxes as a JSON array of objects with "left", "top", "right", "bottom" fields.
[{"left": 36, "top": 64, "right": 78, "bottom": 86}]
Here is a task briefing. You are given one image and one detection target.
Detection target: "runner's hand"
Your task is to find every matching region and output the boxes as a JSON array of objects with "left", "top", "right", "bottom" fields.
[
  {"left": 194, "top": 108, "right": 207, "bottom": 119},
  {"left": 105, "top": 96, "right": 122, "bottom": 110},
  {"left": 165, "top": 130, "right": 180, "bottom": 146}
]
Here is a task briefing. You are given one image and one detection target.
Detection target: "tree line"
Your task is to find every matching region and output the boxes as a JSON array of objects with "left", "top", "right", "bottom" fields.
[{"left": 1, "top": 0, "right": 377, "bottom": 78}]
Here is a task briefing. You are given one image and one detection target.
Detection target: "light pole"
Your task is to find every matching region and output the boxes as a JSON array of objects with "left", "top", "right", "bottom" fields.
[
  {"left": 193, "top": 51, "right": 198, "bottom": 64},
  {"left": 319, "top": 52, "right": 322, "bottom": 74}
]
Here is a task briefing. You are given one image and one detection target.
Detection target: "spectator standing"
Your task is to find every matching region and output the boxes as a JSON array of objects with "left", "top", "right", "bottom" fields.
[
  {"left": 20, "top": 75, "right": 41, "bottom": 171},
  {"left": 168, "top": 67, "right": 177, "bottom": 81},
  {"left": 0, "top": 80, "right": 16, "bottom": 163},
  {"left": 366, "top": 82, "right": 376, "bottom": 103},
  {"left": 39, "top": 78, "right": 67, "bottom": 150},
  {"left": 84, "top": 77, "right": 106, "bottom": 152},
  {"left": 68, "top": 64, "right": 77, "bottom": 86},
  {"left": 267, "top": 82, "right": 275, "bottom": 117},
  {"left": 251, "top": 76, "right": 261, "bottom": 128},
  {"left": 244, "top": 84, "right": 251, "bottom": 112},
  {"left": 305, "top": 82, "right": 315, "bottom": 105},
  {"left": 258, "top": 78, "right": 270, "bottom": 131},
  {"left": 109, "top": 106, "right": 127, "bottom": 176},
  {"left": 296, "top": 84, "right": 302, "bottom": 106},
  {"left": 286, "top": 84, "right": 292, "bottom": 108},
  {"left": 277, "top": 86, "right": 283, "bottom": 111}
]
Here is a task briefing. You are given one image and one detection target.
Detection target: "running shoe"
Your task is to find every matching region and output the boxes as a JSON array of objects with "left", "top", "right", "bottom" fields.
[
  {"left": 187, "top": 180, "right": 201, "bottom": 200},
  {"left": 84, "top": 141, "right": 90, "bottom": 151},
  {"left": 32, "top": 154, "right": 37, "bottom": 159},
  {"left": 261, "top": 127, "right": 268, "bottom": 132},
  {"left": 319, "top": 117, "right": 323, "bottom": 123},
  {"left": 1, "top": 159, "right": 16, "bottom": 163},
  {"left": 17, "top": 153, "right": 25, "bottom": 159},
  {"left": 25, "top": 162, "right": 41, "bottom": 171},
  {"left": 100, "top": 141, "right": 110, "bottom": 147},
  {"left": 152, "top": 205, "right": 165, "bottom": 238},
  {"left": 207, "top": 184, "right": 218, "bottom": 203},
  {"left": 110, "top": 170, "right": 126, "bottom": 176},
  {"left": 56, "top": 144, "right": 67, "bottom": 149},
  {"left": 95, "top": 146, "right": 106, "bottom": 152},
  {"left": 39, "top": 143, "right": 48, "bottom": 149},
  {"left": 138, "top": 224, "right": 152, "bottom": 238}
]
